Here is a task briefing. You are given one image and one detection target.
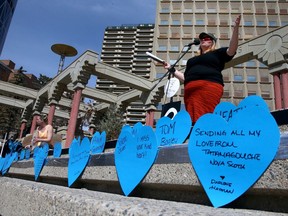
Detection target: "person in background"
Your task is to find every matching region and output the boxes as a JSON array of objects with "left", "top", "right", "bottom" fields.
[
  {"left": 164, "top": 15, "right": 241, "bottom": 123},
  {"left": 26, "top": 114, "right": 53, "bottom": 149},
  {"left": 88, "top": 124, "right": 96, "bottom": 137}
]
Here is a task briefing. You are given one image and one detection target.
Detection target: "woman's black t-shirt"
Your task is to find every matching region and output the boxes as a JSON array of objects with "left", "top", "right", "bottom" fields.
[{"left": 184, "top": 47, "right": 234, "bottom": 86}]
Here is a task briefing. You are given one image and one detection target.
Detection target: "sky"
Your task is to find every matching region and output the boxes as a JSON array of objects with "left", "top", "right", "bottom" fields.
[{"left": 1, "top": 0, "right": 156, "bottom": 81}]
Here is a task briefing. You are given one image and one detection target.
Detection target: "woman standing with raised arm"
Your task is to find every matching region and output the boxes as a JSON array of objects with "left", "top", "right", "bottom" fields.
[{"left": 164, "top": 15, "right": 241, "bottom": 123}]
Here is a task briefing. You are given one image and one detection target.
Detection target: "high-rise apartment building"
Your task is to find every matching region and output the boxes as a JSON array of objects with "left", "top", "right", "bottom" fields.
[
  {"left": 152, "top": 0, "right": 288, "bottom": 115},
  {"left": 0, "top": 0, "right": 18, "bottom": 55},
  {"left": 99, "top": 24, "right": 155, "bottom": 124}
]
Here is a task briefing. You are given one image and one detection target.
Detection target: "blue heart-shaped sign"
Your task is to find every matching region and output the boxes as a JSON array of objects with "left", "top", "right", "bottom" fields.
[
  {"left": 214, "top": 95, "right": 269, "bottom": 122},
  {"left": 131, "top": 122, "right": 144, "bottom": 136},
  {"left": 53, "top": 142, "right": 62, "bottom": 158},
  {"left": 90, "top": 131, "right": 106, "bottom": 154},
  {"left": 155, "top": 110, "right": 192, "bottom": 146},
  {"left": 68, "top": 138, "right": 78, "bottom": 155},
  {"left": 1, "top": 152, "right": 18, "bottom": 175},
  {"left": 25, "top": 149, "right": 31, "bottom": 160},
  {"left": 115, "top": 125, "right": 158, "bottom": 196},
  {"left": 119, "top": 122, "right": 144, "bottom": 138},
  {"left": 34, "top": 143, "right": 49, "bottom": 181},
  {"left": 188, "top": 107, "right": 280, "bottom": 207},
  {"left": 19, "top": 149, "right": 25, "bottom": 160},
  {"left": 0, "top": 157, "right": 5, "bottom": 173},
  {"left": 0, "top": 156, "right": 7, "bottom": 174},
  {"left": 120, "top": 124, "right": 133, "bottom": 134},
  {"left": 238, "top": 95, "right": 269, "bottom": 111},
  {"left": 68, "top": 137, "right": 90, "bottom": 187}
]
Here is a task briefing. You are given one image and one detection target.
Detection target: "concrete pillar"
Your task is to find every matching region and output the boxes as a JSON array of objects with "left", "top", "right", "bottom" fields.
[
  {"left": 273, "top": 73, "right": 282, "bottom": 110},
  {"left": 30, "top": 111, "right": 40, "bottom": 135},
  {"left": 48, "top": 100, "right": 57, "bottom": 125},
  {"left": 145, "top": 105, "right": 156, "bottom": 127},
  {"left": 65, "top": 87, "right": 83, "bottom": 148},
  {"left": 281, "top": 70, "right": 288, "bottom": 108},
  {"left": 19, "top": 119, "right": 27, "bottom": 139},
  {"left": 270, "top": 63, "right": 288, "bottom": 110}
]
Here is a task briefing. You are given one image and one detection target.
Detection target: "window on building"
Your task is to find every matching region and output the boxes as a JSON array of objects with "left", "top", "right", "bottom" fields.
[
  {"left": 246, "top": 60, "right": 256, "bottom": 67},
  {"left": 280, "top": 9, "right": 287, "bottom": 14},
  {"left": 196, "top": 19, "right": 205, "bottom": 25},
  {"left": 158, "top": 45, "right": 167, "bottom": 51},
  {"left": 195, "top": 8, "right": 204, "bottom": 13},
  {"left": 259, "top": 62, "right": 267, "bottom": 68},
  {"left": 182, "top": 59, "right": 187, "bottom": 65},
  {"left": 184, "top": 9, "right": 193, "bottom": 13},
  {"left": 260, "top": 76, "right": 269, "bottom": 82},
  {"left": 172, "top": 20, "right": 181, "bottom": 25},
  {"left": 256, "top": 8, "right": 264, "bottom": 13},
  {"left": 281, "top": 21, "right": 288, "bottom": 26},
  {"left": 244, "top": 21, "right": 253, "bottom": 26},
  {"left": 161, "top": 8, "right": 170, "bottom": 13},
  {"left": 184, "top": 20, "right": 192, "bottom": 25},
  {"left": 267, "top": 9, "right": 275, "bottom": 14},
  {"left": 261, "top": 91, "right": 271, "bottom": 98},
  {"left": 234, "top": 75, "right": 243, "bottom": 81},
  {"left": 207, "top": 8, "right": 217, "bottom": 13},
  {"left": 220, "top": 20, "right": 228, "bottom": 25},
  {"left": 220, "top": 33, "right": 228, "bottom": 39},
  {"left": 231, "top": 8, "right": 239, "bottom": 13},
  {"left": 247, "top": 75, "right": 257, "bottom": 82},
  {"left": 234, "top": 90, "right": 244, "bottom": 97},
  {"left": 257, "top": 21, "right": 265, "bottom": 26},
  {"left": 171, "top": 46, "right": 179, "bottom": 51},
  {"left": 171, "top": 33, "right": 180, "bottom": 38},
  {"left": 269, "top": 21, "right": 277, "bottom": 26},
  {"left": 223, "top": 91, "right": 230, "bottom": 97},
  {"left": 160, "top": 20, "right": 169, "bottom": 25},
  {"left": 156, "top": 73, "right": 165, "bottom": 79},
  {"left": 235, "top": 63, "right": 243, "bottom": 67},
  {"left": 208, "top": 20, "right": 216, "bottom": 25},
  {"left": 248, "top": 91, "right": 257, "bottom": 96},
  {"left": 170, "top": 60, "right": 177, "bottom": 65}
]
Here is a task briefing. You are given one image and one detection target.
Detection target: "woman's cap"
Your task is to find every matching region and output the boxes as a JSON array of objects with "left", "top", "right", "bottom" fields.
[{"left": 199, "top": 32, "right": 217, "bottom": 42}]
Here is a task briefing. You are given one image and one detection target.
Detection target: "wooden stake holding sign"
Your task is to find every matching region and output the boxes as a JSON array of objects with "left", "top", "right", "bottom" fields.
[{"left": 0, "top": 133, "right": 8, "bottom": 158}]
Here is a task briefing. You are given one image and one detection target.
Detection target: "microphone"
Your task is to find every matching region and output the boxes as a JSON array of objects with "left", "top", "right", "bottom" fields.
[
  {"left": 186, "top": 38, "right": 200, "bottom": 47},
  {"left": 146, "top": 52, "right": 166, "bottom": 64}
]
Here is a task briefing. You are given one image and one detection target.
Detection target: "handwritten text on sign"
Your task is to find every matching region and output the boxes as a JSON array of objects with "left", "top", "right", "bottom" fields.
[
  {"left": 155, "top": 110, "right": 192, "bottom": 146},
  {"left": 194, "top": 128, "right": 261, "bottom": 171},
  {"left": 136, "top": 135, "right": 152, "bottom": 159},
  {"left": 91, "top": 131, "right": 106, "bottom": 154},
  {"left": 194, "top": 127, "right": 262, "bottom": 175},
  {"left": 188, "top": 108, "right": 280, "bottom": 208},
  {"left": 214, "top": 96, "right": 269, "bottom": 122}
]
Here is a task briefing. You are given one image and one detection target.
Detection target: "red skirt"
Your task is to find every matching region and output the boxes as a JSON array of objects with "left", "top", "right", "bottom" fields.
[{"left": 184, "top": 80, "right": 223, "bottom": 123}]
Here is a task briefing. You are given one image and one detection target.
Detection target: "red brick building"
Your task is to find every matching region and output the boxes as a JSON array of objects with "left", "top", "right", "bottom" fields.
[{"left": 0, "top": 60, "right": 41, "bottom": 89}]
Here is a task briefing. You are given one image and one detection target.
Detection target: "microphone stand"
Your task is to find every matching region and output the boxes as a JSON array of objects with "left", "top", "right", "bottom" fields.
[
  {"left": 151, "top": 45, "right": 193, "bottom": 94},
  {"left": 162, "top": 45, "right": 193, "bottom": 104}
]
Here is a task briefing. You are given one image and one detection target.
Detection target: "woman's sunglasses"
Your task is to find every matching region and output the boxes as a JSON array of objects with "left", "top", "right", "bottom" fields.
[{"left": 200, "top": 37, "right": 212, "bottom": 42}]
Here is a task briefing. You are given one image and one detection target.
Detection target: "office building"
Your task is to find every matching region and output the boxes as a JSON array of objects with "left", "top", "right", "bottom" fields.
[
  {"left": 0, "top": 0, "right": 18, "bottom": 55},
  {"left": 152, "top": 0, "right": 288, "bottom": 116},
  {"left": 99, "top": 24, "right": 155, "bottom": 124}
]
